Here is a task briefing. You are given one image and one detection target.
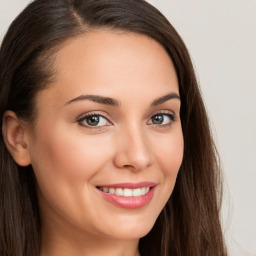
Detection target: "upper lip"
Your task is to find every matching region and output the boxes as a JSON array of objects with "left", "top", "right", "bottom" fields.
[{"left": 96, "top": 182, "right": 157, "bottom": 189}]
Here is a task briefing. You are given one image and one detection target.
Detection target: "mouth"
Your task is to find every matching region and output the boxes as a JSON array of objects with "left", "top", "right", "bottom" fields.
[
  {"left": 96, "top": 186, "right": 151, "bottom": 197},
  {"left": 96, "top": 182, "right": 157, "bottom": 209}
]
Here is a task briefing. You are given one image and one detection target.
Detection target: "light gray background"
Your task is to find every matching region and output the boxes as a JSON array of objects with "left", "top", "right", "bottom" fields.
[{"left": 1, "top": 1, "right": 255, "bottom": 255}]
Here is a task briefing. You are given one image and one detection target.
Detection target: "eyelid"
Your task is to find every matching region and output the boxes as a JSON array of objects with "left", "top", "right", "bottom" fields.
[{"left": 149, "top": 110, "right": 176, "bottom": 119}]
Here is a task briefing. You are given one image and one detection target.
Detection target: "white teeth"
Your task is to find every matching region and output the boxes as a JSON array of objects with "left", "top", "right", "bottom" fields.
[
  {"left": 109, "top": 188, "right": 115, "bottom": 194},
  {"left": 123, "top": 188, "right": 133, "bottom": 197},
  {"left": 115, "top": 188, "right": 123, "bottom": 196},
  {"left": 99, "top": 186, "right": 151, "bottom": 197},
  {"left": 132, "top": 188, "right": 141, "bottom": 197}
]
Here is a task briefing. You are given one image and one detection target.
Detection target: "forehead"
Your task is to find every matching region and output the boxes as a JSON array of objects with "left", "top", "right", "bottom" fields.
[{"left": 37, "top": 30, "right": 179, "bottom": 109}]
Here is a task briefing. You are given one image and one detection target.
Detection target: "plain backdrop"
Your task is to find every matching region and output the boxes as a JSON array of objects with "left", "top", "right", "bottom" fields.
[{"left": 1, "top": 1, "right": 256, "bottom": 255}]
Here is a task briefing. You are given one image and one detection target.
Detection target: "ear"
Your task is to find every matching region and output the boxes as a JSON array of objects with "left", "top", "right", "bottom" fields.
[{"left": 2, "top": 111, "right": 31, "bottom": 166}]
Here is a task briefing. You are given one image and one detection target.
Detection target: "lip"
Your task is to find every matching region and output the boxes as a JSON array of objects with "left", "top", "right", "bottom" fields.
[
  {"left": 96, "top": 181, "right": 157, "bottom": 189},
  {"left": 96, "top": 182, "right": 157, "bottom": 209}
]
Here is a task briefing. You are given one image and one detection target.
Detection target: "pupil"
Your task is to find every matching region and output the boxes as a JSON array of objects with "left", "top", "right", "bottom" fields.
[
  {"left": 153, "top": 115, "right": 163, "bottom": 124},
  {"left": 87, "top": 116, "right": 99, "bottom": 126}
]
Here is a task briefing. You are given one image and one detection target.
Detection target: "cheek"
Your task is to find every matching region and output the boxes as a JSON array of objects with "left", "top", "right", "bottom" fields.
[
  {"left": 28, "top": 125, "right": 113, "bottom": 218},
  {"left": 29, "top": 125, "right": 115, "bottom": 224},
  {"left": 153, "top": 131, "right": 184, "bottom": 176},
  {"left": 151, "top": 128, "right": 183, "bottom": 207},
  {"left": 30, "top": 126, "right": 112, "bottom": 182},
  {"left": 143, "top": 129, "right": 183, "bottom": 221}
]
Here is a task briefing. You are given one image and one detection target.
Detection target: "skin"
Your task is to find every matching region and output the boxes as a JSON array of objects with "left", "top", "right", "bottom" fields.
[{"left": 4, "top": 30, "right": 183, "bottom": 256}]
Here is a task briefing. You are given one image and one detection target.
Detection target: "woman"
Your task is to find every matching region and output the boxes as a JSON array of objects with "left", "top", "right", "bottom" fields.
[{"left": 0, "top": 0, "right": 227, "bottom": 255}]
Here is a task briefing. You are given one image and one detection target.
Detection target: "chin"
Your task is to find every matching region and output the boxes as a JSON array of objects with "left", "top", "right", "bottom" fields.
[{"left": 102, "top": 217, "right": 156, "bottom": 240}]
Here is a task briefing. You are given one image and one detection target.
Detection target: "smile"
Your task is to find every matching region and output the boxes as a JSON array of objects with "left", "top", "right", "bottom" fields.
[
  {"left": 96, "top": 182, "right": 157, "bottom": 209},
  {"left": 97, "top": 186, "right": 150, "bottom": 197}
]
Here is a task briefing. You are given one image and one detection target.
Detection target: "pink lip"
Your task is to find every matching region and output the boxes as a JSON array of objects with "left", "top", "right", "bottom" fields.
[
  {"left": 96, "top": 182, "right": 157, "bottom": 209},
  {"left": 97, "top": 181, "right": 157, "bottom": 189}
]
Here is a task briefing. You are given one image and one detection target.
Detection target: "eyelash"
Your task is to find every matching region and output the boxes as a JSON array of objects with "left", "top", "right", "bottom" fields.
[
  {"left": 77, "top": 111, "right": 176, "bottom": 129},
  {"left": 77, "top": 112, "right": 111, "bottom": 129},
  {"left": 147, "top": 111, "right": 176, "bottom": 128}
]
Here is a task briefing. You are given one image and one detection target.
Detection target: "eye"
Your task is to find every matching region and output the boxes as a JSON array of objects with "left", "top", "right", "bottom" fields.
[
  {"left": 148, "top": 113, "right": 175, "bottom": 126},
  {"left": 78, "top": 113, "right": 111, "bottom": 127}
]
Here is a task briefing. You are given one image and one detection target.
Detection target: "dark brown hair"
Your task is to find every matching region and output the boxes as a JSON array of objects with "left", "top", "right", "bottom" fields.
[{"left": 0, "top": 0, "right": 227, "bottom": 255}]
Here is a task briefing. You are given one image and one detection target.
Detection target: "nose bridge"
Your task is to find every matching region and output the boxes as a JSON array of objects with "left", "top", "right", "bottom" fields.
[{"left": 114, "top": 122, "right": 152, "bottom": 171}]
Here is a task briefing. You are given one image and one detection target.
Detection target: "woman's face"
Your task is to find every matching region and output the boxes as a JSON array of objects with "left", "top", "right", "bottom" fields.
[{"left": 25, "top": 30, "right": 183, "bottom": 241}]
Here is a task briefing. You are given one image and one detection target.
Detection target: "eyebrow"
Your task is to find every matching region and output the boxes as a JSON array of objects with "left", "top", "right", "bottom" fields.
[
  {"left": 64, "top": 92, "right": 180, "bottom": 107},
  {"left": 64, "top": 95, "right": 120, "bottom": 106},
  {"left": 151, "top": 92, "right": 180, "bottom": 106}
]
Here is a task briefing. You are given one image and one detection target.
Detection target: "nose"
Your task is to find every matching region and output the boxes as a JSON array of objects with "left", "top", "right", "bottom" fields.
[{"left": 113, "top": 126, "right": 153, "bottom": 171}]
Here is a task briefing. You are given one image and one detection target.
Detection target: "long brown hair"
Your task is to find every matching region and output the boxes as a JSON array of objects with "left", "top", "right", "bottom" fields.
[{"left": 0, "top": 0, "right": 227, "bottom": 255}]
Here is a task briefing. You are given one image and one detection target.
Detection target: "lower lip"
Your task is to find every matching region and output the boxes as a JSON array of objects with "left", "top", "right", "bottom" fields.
[{"left": 99, "top": 187, "right": 156, "bottom": 209}]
